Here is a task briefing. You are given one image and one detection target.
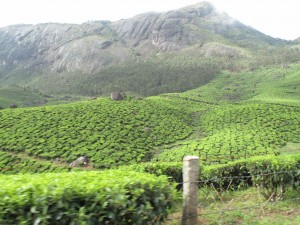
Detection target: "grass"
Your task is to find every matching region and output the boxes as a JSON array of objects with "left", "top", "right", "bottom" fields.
[
  {"left": 179, "top": 63, "right": 300, "bottom": 105},
  {"left": 0, "top": 86, "right": 85, "bottom": 108},
  {"left": 280, "top": 143, "right": 300, "bottom": 155},
  {"left": 165, "top": 188, "right": 300, "bottom": 225}
]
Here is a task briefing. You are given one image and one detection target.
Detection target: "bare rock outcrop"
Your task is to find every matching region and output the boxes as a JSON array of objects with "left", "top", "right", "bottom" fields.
[
  {"left": 70, "top": 156, "right": 89, "bottom": 167},
  {"left": 111, "top": 92, "right": 125, "bottom": 101}
]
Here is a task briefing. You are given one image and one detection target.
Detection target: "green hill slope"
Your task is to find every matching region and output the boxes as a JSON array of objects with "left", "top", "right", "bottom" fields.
[
  {"left": 0, "top": 86, "right": 85, "bottom": 109},
  {"left": 0, "top": 98, "right": 192, "bottom": 168},
  {"left": 180, "top": 63, "right": 300, "bottom": 105},
  {"left": 153, "top": 63, "right": 300, "bottom": 164},
  {"left": 155, "top": 103, "right": 300, "bottom": 164},
  {"left": 0, "top": 151, "right": 71, "bottom": 174},
  {"left": 0, "top": 63, "right": 299, "bottom": 172}
]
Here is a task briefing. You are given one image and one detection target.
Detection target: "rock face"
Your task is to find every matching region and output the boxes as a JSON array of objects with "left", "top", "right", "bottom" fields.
[
  {"left": 9, "top": 103, "right": 17, "bottom": 108},
  {"left": 111, "top": 92, "right": 124, "bottom": 101},
  {"left": 0, "top": 1, "right": 285, "bottom": 92},
  {"left": 69, "top": 156, "right": 89, "bottom": 167},
  {"left": 0, "top": 21, "right": 129, "bottom": 74},
  {"left": 111, "top": 2, "right": 217, "bottom": 51}
]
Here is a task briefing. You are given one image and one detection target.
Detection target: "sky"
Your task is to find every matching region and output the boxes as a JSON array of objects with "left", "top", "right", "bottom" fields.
[{"left": 0, "top": 0, "right": 299, "bottom": 40}]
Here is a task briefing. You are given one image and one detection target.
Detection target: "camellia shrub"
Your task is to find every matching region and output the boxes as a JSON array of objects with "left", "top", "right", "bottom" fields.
[
  {"left": 0, "top": 98, "right": 192, "bottom": 168},
  {"left": 123, "top": 154, "right": 300, "bottom": 199},
  {"left": 0, "top": 151, "right": 72, "bottom": 174},
  {"left": 0, "top": 170, "right": 176, "bottom": 225}
]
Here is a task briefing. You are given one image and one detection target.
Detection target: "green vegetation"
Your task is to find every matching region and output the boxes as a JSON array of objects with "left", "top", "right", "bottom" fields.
[
  {"left": 125, "top": 154, "right": 300, "bottom": 201},
  {"left": 0, "top": 98, "right": 192, "bottom": 169},
  {"left": 0, "top": 60, "right": 299, "bottom": 224},
  {"left": 32, "top": 54, "right": 228, "bottom": 96},
  {"left": 154, "top": 103, "right": 299, "bottom": 164},
  {"left": 180, "top": 63, "right": 300, "bottom": 105},
  {"left": 0, "top": 151, "right": 71, "bottom": 174},
  {"left": 0, "top": 170, "right": 175, "bottom": 225},
  {"left": 0, "top": 86, "right": 84, "bottom": 109},
  {"left": 1, "top": 64, "right": 299, "bottom": 170},
  {"left": 150, "top": 64, "right": 300, "bottom": 165},
  {"left": 165, "top": 188, "right": 300, "bottom": 225}
]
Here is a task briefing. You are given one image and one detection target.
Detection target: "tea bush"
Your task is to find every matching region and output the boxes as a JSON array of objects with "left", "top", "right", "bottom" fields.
[
  {"left": 156, "top": 103, "right": 300, "bottom": 164},
  {"left": 0, "top": 170, "right": 176, "bottom": 225},
  {"left": 124, "top": 154, "right": 300, "bottom": 199},
  {"left": 0, "top": 151, "right": 71, "bottom": 174},
  {"left": 0, "top": 98, "right": 192, "bottom": 168}
]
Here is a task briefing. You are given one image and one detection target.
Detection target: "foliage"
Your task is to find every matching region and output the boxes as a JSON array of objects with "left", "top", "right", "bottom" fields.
[
  {"left": 120, "top": 162, "right": 183, "bottom": 184},
  {"left": 155, "top": 103, "right": 300, "bottom": 164},
  {"left": 30, "top": 54, "right": 228, "bottom": 97},
  {"left": 0, "top": 98, "right": 192, "bottom": 168},
  {"left": 0, "top": 151, "right": 72, "bottom": 174},
  {"left": 180, "top": 63, "right": 300, "bottom": 105},
  {"left": 124, "top": 154, "right": 300, "bottom": 199},
  {"left": 0, "top": 86, "right": 85, "bottom": 109},
  {"left": 201, "top": 155, "right": 300, "bottom": 199},
  {"left": 0, "top": 170, "right": 176, "bottom": 225}
]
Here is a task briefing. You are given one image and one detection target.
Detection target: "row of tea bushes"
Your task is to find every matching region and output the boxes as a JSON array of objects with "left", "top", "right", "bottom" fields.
[
  {"left": 0, "top": 151, "right": 71, "bottom": 174},
  {"left": 123, "top": 154, "right": 300, "bottom": 199},
  {"left": 0, "top": 170, "right": 175, "bottom": 225},
  {"left": 0, "top": 98, "right": 192, "bottom": 168},
  {"left": 155, "top": 103, "right": 299, "bottom": 164}
]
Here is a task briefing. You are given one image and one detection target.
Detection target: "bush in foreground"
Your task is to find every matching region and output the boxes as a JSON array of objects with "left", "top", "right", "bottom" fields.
[{"left": 0, "top": 170, "right": 175, "bottom": 225}]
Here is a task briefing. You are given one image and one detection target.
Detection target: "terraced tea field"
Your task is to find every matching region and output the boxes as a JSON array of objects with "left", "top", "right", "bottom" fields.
[
  {"left": 0, "top": 151, "right": 71, "bottom": 174},
  {"left": 180, "top": 63, "right": 300, "bottom": 105},
  {"left": 0, "top": 64, "right": 299, "bottom": 171},
  {"left": 0, "top": 98, "right": 192, "bottom": 168},
  {"left": 155, "top": 103, "right": 300, "bottom": 164}
]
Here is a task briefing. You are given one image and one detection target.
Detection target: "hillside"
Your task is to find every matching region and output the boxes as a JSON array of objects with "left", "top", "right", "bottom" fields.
[
  {"left": 0, "top": 63, "right": 299, "bottom": 171},
  {"left": 0, "top": 2, "right": 299, "bottom": 224},
  {"left": 1, "top": 2, "right": 298, "bottom": 99},
  {"left": 0, "top": 97, "right": 193, "bottom": 169}
]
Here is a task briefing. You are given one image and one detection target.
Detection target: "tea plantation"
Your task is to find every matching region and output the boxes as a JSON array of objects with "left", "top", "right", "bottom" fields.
[
  {"left": 0, "top": 151, "right": 71, "bottom": 174},
  {"left": 152, "top": 64, "right": 300, "bottom": 164},
  {"left": 0, "top": 170, "right": 175, "bottom": 224},
  {"left": 0, "top": 65, "right": 299, "bottom": 169},
  {"left": 0, "top": 98, "right": 192, "bottom": 168},
  {"left": 0, "top": 63, "right": 299, "bottom": 224},
  {"left": 155, "top": 103, "right": 300, "bottom": 164}
]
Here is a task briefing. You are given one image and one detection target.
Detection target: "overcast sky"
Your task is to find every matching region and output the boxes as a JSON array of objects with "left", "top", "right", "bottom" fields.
[{"left": 0, "top": 0, "right": 299, "bottom": 40}]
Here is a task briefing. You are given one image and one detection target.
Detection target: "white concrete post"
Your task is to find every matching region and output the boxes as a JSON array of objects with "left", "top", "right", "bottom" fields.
[{"left": 181, "top": 156, "right": 199, "bottom": 225}]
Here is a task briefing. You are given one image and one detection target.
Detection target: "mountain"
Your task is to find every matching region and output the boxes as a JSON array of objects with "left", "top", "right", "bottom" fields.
[
  {"left": 0, "top": 2, "right": 296, "bottom": 98},
  {"left": 111, "top": 2, "right": 279, "bottom": 51}
]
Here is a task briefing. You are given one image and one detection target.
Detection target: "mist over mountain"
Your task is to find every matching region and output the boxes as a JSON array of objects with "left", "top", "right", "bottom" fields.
[{"left": 0, "top": 2, "right": 297, "bottom": 97}]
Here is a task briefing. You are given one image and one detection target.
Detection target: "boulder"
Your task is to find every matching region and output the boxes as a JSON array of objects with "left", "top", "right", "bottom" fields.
[
  {"left": 111, "top": 92, "right": 124, "bottom": 101},
  {"left": 70, "top": 156, "right": 89, "bottom": 167},
  {"left": 9, "top": 103, "right": 17, "bottom": 108}
]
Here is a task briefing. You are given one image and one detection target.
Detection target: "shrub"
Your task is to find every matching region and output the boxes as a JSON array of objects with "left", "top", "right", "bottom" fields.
[
  {"left": 124, "top": 154, "right": 300, "bottom": 200},
  {"left": 0, "top": 170, "right": 176, "bottom": 225}
]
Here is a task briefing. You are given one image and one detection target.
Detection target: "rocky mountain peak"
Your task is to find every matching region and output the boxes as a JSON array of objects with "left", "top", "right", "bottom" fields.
[
  {"left": 0, "top": 1, "right": 284, "bottom": 85},
  {"left": 181, "top": 1, "right": 215, "bottom": 17}
]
